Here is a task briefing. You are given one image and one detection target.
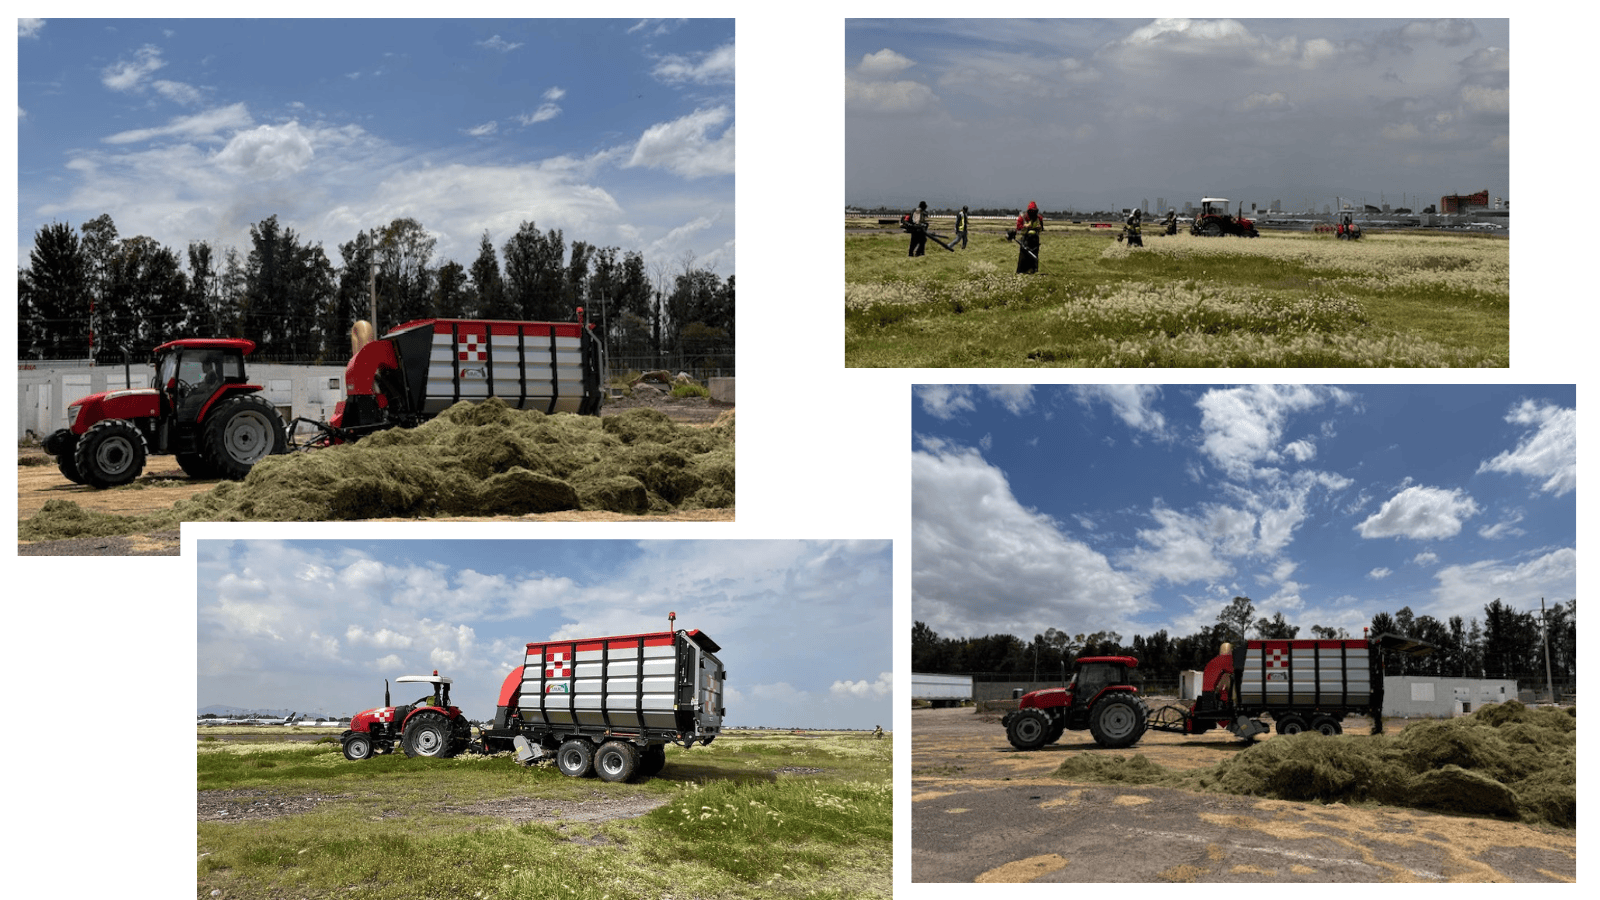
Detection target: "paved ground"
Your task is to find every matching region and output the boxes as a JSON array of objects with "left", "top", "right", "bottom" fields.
[{"left": 912, "top": 706, "right": 1575, "bottom": 883}]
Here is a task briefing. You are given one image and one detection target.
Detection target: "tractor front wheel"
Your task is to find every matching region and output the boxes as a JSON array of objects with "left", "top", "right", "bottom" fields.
[
  {"left": 203, "top": 395, "right": 287, "bottom": 480},
  {"left": 402, "top": 711, "right": 455, "bottom": 758},
  {"left": 595, "top": 741, "right": 640, "bottom": 783},
  {"left": 1089, "top": 694, "right": 1148, "bottom": 749},
  {"left": 342, "top": 733, "right": 374, "bottom": 761},
  {"left": 1005, "top": 708, "right": 1052, "bottom": 750},
  {"left": 557, "top": 739, "right": 595, "bottom": 777},
  {"left": 74, "top": 419, "right": 148, "bottom": 488}
]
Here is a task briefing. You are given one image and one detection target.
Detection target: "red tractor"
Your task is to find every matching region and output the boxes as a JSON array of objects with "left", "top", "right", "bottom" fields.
[
  {"left": 1002, "top": 656, "right": 1149, "bottom": 750},
  {"left": 341, "top": 671, "right": 473, "bottom": 761},
  {"left": 41, "top": 337, "right": 287, "bottom": 487},
  {"left": 1190, "top": 197, "right": 1259, "bottom": 238}
]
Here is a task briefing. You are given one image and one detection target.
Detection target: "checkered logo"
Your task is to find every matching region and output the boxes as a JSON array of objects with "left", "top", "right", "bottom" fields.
[
  {"left": 544, "top": 651, "right": 571, "bottom": 679},
  {"left": 1266, "top": 647, "right": 1288, "bottom": 668},
  {"left": 459, "top": 332, "right": 488, "bottom": 362},
  {"left": 375, "top": 709, "right": 395, "bottom": 723}
]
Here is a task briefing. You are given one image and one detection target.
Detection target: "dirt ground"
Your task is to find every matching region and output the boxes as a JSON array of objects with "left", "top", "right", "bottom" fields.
[
  {"left": 912, "top": 706, "right": 1575, "bottom": 883},
  {"left": 16, "top": 395, "right": 733, "bottom": 556},
  {"left": 197, "top": 786, "right": 670, "bottom": 827}
]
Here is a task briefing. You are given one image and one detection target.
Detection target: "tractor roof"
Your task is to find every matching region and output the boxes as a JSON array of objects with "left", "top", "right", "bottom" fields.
[
  {"left": 1076, "top": 655, "right": 1139, "bottom": 669},
  {"left": 152, "top": 337, "right": 257, "bottom": 355},
  {"left": 395, "top": 674, "right": 452, "bottom": 684}
]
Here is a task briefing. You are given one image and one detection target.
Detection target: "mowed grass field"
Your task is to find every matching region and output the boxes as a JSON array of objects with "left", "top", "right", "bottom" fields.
[
  {"left": 197, "top": 729, "right": 891, "bottom": 899},
  {"left": 845, "top": 216, "right": 1508, "bottom": 367}
]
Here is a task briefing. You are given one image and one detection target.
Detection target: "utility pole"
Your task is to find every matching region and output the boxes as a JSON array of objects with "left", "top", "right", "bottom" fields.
[{"left": 1540, "top": 597, "right": 1555, "bottom": 702}]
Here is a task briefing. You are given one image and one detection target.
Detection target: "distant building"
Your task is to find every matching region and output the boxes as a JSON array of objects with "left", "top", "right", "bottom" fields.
[
  {"left": 1156, "top": 196, "right": 1165, "bottom": 212},
  {"left": 1440, "top": 189, "right": 1490, "bottom": 213}
]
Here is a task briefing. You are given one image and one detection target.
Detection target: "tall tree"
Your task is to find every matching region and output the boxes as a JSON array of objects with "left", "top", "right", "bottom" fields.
[
  {"left": 79, "top": 214, "right": 120, "bottom": 361},
  {"left": 21, "top": 222, "right": 89, "bottom": 358},
  {"left": 502, "top": 221, "right": 566, "bottom": 320},
  {"left": 376, "top": 217, "right": 437, "bottom": 325},
  {"left": 433, "top": 261, "right": 471, "bottom": 319},
  {"left": 1216, "top": 596, "right": 1255, "bottom": 644},
  {"left": 1253, "top": 612, "right": 1299, "bottom": 639},
  {"left": 469, "top": 231, "right": 509, "bottom": 319}
]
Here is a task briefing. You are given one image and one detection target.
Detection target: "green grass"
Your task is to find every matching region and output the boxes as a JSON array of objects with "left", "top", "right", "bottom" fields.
[
  {"left": 845, "top": 224, "right": 1508, "bottom": 367},
  {"left": 198, "top": 730, "right": 891, "bottom": 899}
]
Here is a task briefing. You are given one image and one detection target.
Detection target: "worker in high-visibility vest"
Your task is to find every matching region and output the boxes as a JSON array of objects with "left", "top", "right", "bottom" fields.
[
  {"left": 1016, "top": 201, "right": 1043, "bottom": 274},
  {"left": 954, "top": 206, "right": 969, "bottom": 249}
]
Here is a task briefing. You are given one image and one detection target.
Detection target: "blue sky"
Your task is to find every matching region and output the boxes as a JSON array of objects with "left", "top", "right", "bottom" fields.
[
  {"left": 17, "top": 18, "right": 733, "bottom": 272},
  {"left": 197, "top": 540, "right": 892, "bottom": 730},
  {"left": 847, "top": 18, "right": 1509, "bottom": 212},
  {"left": 912, "top": 385, "right": 1575, "bottom": 645}
]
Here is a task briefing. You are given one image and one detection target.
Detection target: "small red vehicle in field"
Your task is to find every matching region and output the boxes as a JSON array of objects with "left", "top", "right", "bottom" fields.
[{"left": 341, "top": 671, "right": 473, "bottom": 760}]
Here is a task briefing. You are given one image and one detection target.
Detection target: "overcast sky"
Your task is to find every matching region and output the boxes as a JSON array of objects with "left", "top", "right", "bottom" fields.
[
  {"left": 17, "top": 18, "right": 734, "bottom": 272},
  {"left": 847, "top": 18, "right": 1509, "bottom": 212},
  {"left": 913, "top": 384, "right": 1575, "bottom": 645},
  {"left": 197, "top": 539, "right": 892, "bottom": 730}
]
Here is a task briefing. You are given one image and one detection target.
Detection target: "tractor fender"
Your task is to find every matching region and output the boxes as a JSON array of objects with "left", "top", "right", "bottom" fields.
[
  {"left": 1015, "top": 686, "right": 1070, "bottom": 711},
  {"left": 193, "top": 384, "right": 268, "bottom": 425}
]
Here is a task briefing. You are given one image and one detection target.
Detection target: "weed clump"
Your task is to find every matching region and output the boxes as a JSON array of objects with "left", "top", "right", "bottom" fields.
[
  {"left": 19, "top": 399, "right": 733, "bottom": 537},
  {"left": 1052, "top": 701, "right": 1575, "bottom": 828}
]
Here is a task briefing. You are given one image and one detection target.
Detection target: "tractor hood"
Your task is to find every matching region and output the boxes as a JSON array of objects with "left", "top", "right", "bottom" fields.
[
  {"left": 347, "top": 706, "right": 396, "bottom": 732},
  {"left": 1018, "top": 686, "right": 1070, "bottom": 709}
]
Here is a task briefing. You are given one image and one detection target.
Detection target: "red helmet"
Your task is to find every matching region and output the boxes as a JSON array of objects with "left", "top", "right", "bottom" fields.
[{"left": 1028, "top": 201, "right": 1038, "bottom": 211}]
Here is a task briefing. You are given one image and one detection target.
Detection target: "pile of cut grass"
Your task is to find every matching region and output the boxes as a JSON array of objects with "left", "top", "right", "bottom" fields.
[
  {"left": 1053, "top": 701, "right": 1574, "bottom": 828},
  {"left": 21, "top": 399, "right": 733, "bottom": 539}
]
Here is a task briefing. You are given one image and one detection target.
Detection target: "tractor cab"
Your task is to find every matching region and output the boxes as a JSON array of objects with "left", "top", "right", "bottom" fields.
[
  {"left": 1060, "top": 656, "right": 1138, "bottom": 727},
  {"left": 394, "top": 672, "right": 455, "bottom": 710},
  {"left": 152, "top": 339, "right": 252, "bottom": 427}
]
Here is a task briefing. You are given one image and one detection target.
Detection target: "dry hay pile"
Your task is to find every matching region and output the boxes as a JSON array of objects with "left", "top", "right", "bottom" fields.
[
  {"left": 1053, "top": 701, "right": 1575, "bottom": 829},
  {"left": 20, "top": 400, "right": 733, "bottom": 539}
]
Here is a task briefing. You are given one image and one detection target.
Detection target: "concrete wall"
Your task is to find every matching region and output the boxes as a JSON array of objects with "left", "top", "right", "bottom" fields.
[
  {"left": 1382, "top": 676, "right": 1517, "bottom": 718},
  {"left": 17, "top": 361, "right": 346, "bottom": 440}
]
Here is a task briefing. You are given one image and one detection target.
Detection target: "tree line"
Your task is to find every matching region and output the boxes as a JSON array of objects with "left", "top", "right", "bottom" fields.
[
  {"left": 913, "top": 595, "right": 1577, "bottom": 689},
  {"left": 17, "top": 213, "right": 733, "bottom": 369}
]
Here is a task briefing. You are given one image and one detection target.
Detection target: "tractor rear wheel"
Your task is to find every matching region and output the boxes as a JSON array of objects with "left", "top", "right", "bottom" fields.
[
  {"left": 203, "top": 394, "right": 287, "bottom": 480},
  {"left": 556, "top": 739, "right": 595, "bottom": 777},
  {"left": 1089, "top": 694, "right": 1148, "bottom": 749},
  {"left": 1005, "top": 708, "right": 1052, "bottom": 750},
  {"left": 1276, "top": 714, "right": 1308, "bottom": 735},
  {"left": 342, "top": 733, "right": 373, "bottom": 761},
  {"left": 74, "top": 419, "right": 148, "bottom": 488},
  {"left": 1203, "top": 222, "right": 1222, "bottom": 237},
  {"left": 639, "top": 744, "right": 667, "bottom": 777},
  {"left": 595, "top": 741, "right": 640, "bottom": 783},
  {"left": 402, "top": 711, "right": 455, "bottom": 758}
]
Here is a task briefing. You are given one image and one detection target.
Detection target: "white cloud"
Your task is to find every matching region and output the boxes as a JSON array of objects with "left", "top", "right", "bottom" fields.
[
  {"left": 213, "top": 121, "right": 317, "bottom": 179},
  {"left": 543, "top": 87, "right": 566, "bottom": 102},
  {"left": 1477, "top": 512, "right": 1525, "bottom": 540},
  {"left": 1412, "top": 551, "right": 1438, "bottom": 566},
  {"left": 917, "top": 386, "right": 977, "bottom": 420},
  {"left": 846, "top": 78, "right": 939, "bottom": 114},
  {"left": 625, "top": 106, "right": 733, "bottom": 179},
  {"left": 1478, "top": 400, "right": 1576, "bottom": 496},
  {"left": 1073, "top": 384, "right": 1166, "bottom": 434},
  {"left": 466, "top": 121, "right": 498, "bottom": 137},
  {"left": 831, "top": 672, "right": 893, "bottom": 699},
  {"left": 652, "top": 42, "right": 734, "bottom": 85},
  {"left": 913, "top": 442, "right": 1149, "bottom": 639},
  {"left": 859, "top": 48, "right": 915, "bottom": 77},
  {"left": 478, "top": 35, "right": 523, "bottom": 53},
  {"left": 518, "top": 105, "right": 560, "bottom": 125},
  {"left": 102, "top": 45, "right": 166, "bottom": 92},
  {"left": 1432, "top": 548, "right": 1576, "bottom": 618},
  {"left": 103, "top": 103, "right": 253, "bottom": 145},
  {"left": 1368, "top": 567, "right": 1392, "bottom": 580},
  {"left": 19, "top": 18, "right": 44, "bottom": 38},
  {"left": 1356, "top": 485, "right": 1480, "bottom": 539},
  {"left": 1195, "top": 385, "right": 1348, "bottom": 479}
]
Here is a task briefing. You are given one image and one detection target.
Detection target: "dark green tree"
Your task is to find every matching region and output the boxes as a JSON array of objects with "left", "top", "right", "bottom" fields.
[
  {"left": 469, "top": 231, "right": 509, "bottom": 319},
  {"left": 21, "top": 222, "right": 89, "bottom": 358},
  {"left": 1216, "top": 596, "right": 1255, "bottom": 644}
]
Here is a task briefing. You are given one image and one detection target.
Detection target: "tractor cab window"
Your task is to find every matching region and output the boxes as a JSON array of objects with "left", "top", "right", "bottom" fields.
[
  {"left": 155, "top": 354, "right": 180, "bottom": 390},
  {"left": 178, "top": 350, "right": 242, "bottom": 391}
]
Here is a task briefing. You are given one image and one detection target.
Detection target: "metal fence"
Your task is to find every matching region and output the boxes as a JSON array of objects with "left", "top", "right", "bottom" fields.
[{"left": 606, "top": 354, "right": 734, "bottom": 384}]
